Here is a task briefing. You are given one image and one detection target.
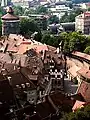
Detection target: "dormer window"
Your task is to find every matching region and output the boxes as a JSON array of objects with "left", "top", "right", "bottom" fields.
[
  {"left": 33, "top": 66, "right": 37, "bottom": 69},
  {"left": 55, "top": 69, "right": 57, "bottom": 72},
  {"left": 21, "top": 84, "right": 25, "bottom": 88},
  {"left": 16, "top": 85, "right": 20, "bottom": 88},
  {"left": 47, "top": 54, "right": 50, "bottom": 58},
  {"left": 57, "top": 75, "right": 60, "bottom": 78},
  {"left": 26, "top": 83, "right": 30, "bottom": 87}
]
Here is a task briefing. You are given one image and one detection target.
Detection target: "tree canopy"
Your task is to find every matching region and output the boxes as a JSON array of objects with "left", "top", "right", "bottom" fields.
[
  {"left": 20, "top": 18, "right": 41, "bottom": 39},
  {"left": 61, "top": 104, "right": 90, "bottom": 120},
  {"left": 60, "top": 8, "right": 83, "bottom": 23},
  {"left": 13, "top": 6, "right": 25, "bottom": 16},
  {"left": 36, "top": 6, "right": 48, "bottom": 14},
  {"left": 41, "top": 31, "right": 89, "bottom": 54},
  {"left": 48, "top": 15, "right": 59, "bottom": 24},
  {"left": 84, "top": 46, "right": 90, "bottom": 54}
]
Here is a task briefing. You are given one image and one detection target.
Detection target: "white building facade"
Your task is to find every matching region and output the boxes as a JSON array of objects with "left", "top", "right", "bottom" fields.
[{"left": 75, "top": 12, "right": 90, "bottom": 34}]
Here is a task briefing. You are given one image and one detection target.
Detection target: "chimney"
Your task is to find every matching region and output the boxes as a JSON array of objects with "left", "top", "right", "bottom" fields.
[
  {"left": 57, "top": 47, "right": 59, "bottom": 54},
  {"left": 14, "top": 65, "right": 16, "bottom": 70}
]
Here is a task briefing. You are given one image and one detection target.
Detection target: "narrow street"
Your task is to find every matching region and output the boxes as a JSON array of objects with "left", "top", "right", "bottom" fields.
[{"left": 64, "top": 77, "right": 78, "bottom": 95}]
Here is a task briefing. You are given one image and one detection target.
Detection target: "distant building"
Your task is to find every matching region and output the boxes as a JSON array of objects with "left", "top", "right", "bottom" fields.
[
  {"left": 39, "top": 0, "right": 48, "bottom": 5},
  {"left": 1, "top": 0, "right": 7, "bottom": 7},
  {"left": 75, "top": 12, "right": 90, "bottom": 34},
  {"left": 29, "top": 14, "right": 48, "bottom": 30},
  {"left": 61, "top": 22, "right": 75, "bottom": 32},
  {"left": 11, "top": 0, "right": 30, "bottom": 8},
  {"left": 1, "top": 7, "right": 20, "bottom": 35}
]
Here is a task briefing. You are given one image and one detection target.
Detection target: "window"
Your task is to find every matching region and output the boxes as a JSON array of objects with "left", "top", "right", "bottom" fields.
[
  {"left": 51, "top": 75, "right": 55, "bottom": 78},
  {"left": 50, "top": 63, "right": 54, "bottom": 66},
  {"left": 57, "top": 69, "right": 60, "bottom": 72},
  {"left": 57, "top": 75, "right": 60, "bottom": 78},
  {"left": 26, "top": 83, "right": 30, "bottom": 87},
  {"left": 21, "top": 84, "right": 25, "bottom": 88},
  {"left": 16, "top": 85, "right": 21, "bottom": 88},
  {"left": 52, "top": 68, "right": 55, "bottom": 72},
  {"left": 55, "top": 69, "right": 57, "bottom": 72},
  {"left": 32, "top": 98, "right": 34, "bottom": 102}
]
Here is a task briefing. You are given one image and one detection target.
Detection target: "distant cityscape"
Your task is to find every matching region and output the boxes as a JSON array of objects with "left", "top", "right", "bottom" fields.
[{"left": 1, "top": 0, "right": 90, "bottom": 120}]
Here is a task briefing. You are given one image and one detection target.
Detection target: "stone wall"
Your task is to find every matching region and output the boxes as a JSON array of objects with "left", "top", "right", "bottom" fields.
[{"left": 2, "top": 20, "right": 20, "bottom": 35}]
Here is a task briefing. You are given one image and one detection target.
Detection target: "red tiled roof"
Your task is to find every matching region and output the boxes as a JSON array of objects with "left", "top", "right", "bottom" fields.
[
  {"left": 72, "top": 100, "right": 86, "bottom": 112},
  {"left": 77, "top": 81, "right": 90, "bottom": 102},
  {"left": 77, "top": 67, "right": 90, "bottom": 79},
  {"left": 68, "top": 65, "right": 81, "bottom": 78},
  {"left": 17, "top": 44, "right": 48, "bottom": 54},
  {"left": 0, "top": 53, "right": 12, "bottom": 63},
  {"left": 72, "top": 51, "right": 90, "bottom": 61}
]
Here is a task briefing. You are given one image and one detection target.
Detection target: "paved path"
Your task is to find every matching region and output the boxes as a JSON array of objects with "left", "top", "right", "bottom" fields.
[{"left": 64, "top": 78, "right": 78, "bottom": 95}]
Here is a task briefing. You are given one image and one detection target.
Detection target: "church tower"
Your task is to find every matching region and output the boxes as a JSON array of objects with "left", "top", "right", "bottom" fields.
[{"left": 1, "top": 7, "right": 20, "bottom": 35}]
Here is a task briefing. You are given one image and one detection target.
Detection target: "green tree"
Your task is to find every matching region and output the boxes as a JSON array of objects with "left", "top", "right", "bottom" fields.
[
  {"left": 84, "top": 46, "right": 90, "bottom": 54},
  {"left": 34, "top": 31, "right": 42, "bottom": 42},
  {"left": 88, "top": 8, "right": 90, "bottom": 11},
  {"left": 13, "top": 6, "right": 25, "bottom": 16},
  {"left": 20, "top": 18, "right": 41, "bottom": 39},
  {"left": 41, "top": 34, "right": 60, "bottom": 47},
  {"left": 23, "top": 8, "right": 36, "bottom": 16},
  {"left": 41, "top": 34, "right": 51, "bottom": 44},
  {"left": 61, "top": 104, "right": 90, "bottom": 120},
  {"left": 60, "top": 8, "right": 83, "bottom": 23},
  {"left": 36, "top": 6, "right": 48, "bottom": 14},
  {"left": 59, "top": 32, "right": 87, "bottom": 54},
  {"left": 69, "top": 32, "right": 86, "bottom": 52},
  {"left": 48, "top": 15, "right": 59, "bottom": 24}
]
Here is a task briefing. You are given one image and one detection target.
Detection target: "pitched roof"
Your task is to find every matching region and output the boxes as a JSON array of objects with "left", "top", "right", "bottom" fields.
[
  {"left": 77, "top": 67, "right": 90, "bottom": 79},
  {"left": 72, "top": 51, "right": 90, "bottom": 62},
  {"left": 36, "top": 101, "right": 56, "bottom": 119},
  {"left": 49, "top": 92, "right": 74, "bottom": 107},
  {"left": 17, "top": 44, "right": 48, "bottom": 54},
  {"left": 77, "top": 81, "right": 90, "bottom": 102},
  {"left": 0, "top": 53, "right": 12, "bottom": 63},
  {"left": 72, "top": 100, "right": 86, "bottom": 112},
  {"left": 68, "top": 65, "right": 81, "bottom": 78},
  {"left": 2, "top": 13, "right": 19, "bottom": 20}
]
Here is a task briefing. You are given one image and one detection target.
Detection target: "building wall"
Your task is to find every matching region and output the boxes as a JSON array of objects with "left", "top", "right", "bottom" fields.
[
  {"left": 2, "top": 20, "right": 20, "bottom": 35},
  {"left": 75, "top": 15, "right": 90, "bottom": 34},
  {"left": 27, "top": 89, "right": 37, "bottom": 104},
  {"left": 50, "top": 68, "right": 64, "bottom": 91},
  {"left": 75, "top": 17, "right": 84, "bottom": 33}
]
